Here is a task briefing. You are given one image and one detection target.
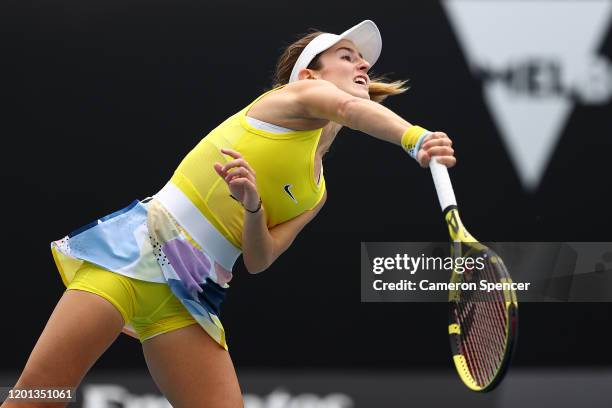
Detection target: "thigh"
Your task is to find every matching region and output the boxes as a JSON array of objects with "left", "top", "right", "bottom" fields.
[
  {"left": 142, "top": 325, "right": 243, "bottom": 408},
  {"left": 3, "top": 284, "right": 125, "bottom": 408},
  {"left": 128, "top": 277, "right": 198, "bottom": 342}
]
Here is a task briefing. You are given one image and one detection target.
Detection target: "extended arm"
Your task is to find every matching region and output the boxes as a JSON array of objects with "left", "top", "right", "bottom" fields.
[
  {"left": 254, "top": 79, "right": 456, "bottom": 167},
  {"left": 290, "top": 79, "right": 411, "bottom": 145}
]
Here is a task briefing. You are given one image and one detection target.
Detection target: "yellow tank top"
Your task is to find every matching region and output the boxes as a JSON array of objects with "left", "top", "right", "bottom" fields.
[{"left": 168, "top": 87, "right": 326, "bottom": 249}]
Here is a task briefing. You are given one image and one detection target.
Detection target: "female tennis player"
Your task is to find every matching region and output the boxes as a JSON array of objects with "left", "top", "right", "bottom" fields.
[{"left": 2, "top": 20, "right": 455, "bottom": 408}]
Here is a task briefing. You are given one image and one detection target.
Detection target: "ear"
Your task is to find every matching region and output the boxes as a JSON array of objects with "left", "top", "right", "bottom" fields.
[{"left": 298, "top": 68, "right": 319, "bottom": 80}]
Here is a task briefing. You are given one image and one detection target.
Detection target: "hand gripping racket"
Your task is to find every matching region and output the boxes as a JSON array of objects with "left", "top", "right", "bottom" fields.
[{"left": 429, "top": 158, "right": 519, "bottom": 392}]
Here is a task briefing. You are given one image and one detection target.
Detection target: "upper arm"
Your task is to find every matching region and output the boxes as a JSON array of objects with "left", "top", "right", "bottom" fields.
[
  {"left": 247, "top": 80, "right": 358, "bottom": 130},
  {"left": 285, "top": 79, "right": 358, "bottom": 124},
  {"left": 268, "top": 189, "right": 328, "bottom": 256}
]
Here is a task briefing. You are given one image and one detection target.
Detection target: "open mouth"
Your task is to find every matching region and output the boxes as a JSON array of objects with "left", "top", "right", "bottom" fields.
[{"left": 353, "top": 76, "right": 368, "bottom": 86}]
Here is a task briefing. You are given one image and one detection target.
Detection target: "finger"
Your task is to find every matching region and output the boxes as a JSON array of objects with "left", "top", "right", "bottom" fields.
[
  {"left": 221, "top": 159, "right": 256, "bottom": 176},
  {"left": 425, "top": 146, "right": 454, "bottom": 157},
  {"left": 230, "top": 176, "right": 257, "bottom": 188},
  {"left": 421, "top": 137, "right": 452, "bottom": 150},
  {"left": 215, "top": 162, "right": 239, "bottom": 187},
  {"left": 239, "top": 168, "right": 257, "bottom": 184},
  {"left": 224, "top": 167, "right": 250, "bottom": 182},
  {"left": 232, "top": 171, "right": 256, "bottom": 186},
  {"left": 228, "top": 177, "right": 256, "bottom": 193},
  {"left": 431, "top": 131, "right": 448, "bottom": 139},
  {"left": 222, "top": 161, "right": 256, "bottom": 183},
  {"left": 213, "top": 162, "right": 226, "bottom": 178},
  {"left": 224, "top": 164, "right": 256, "bottom": 183},
  {"left": 220, "top": 148, "right": 242, "bottom": 160},
  {"left": 417, "top": 150, "right": 431, "bottom": 168},
  {"left": 436, "top": 156, "right": 457, "bottom": 168}
]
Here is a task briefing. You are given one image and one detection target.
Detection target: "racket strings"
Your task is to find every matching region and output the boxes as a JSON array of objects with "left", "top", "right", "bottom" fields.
[
  {"left": 454, "top": 254, "right": 510, "bottom": 387},
  {"left": 456, "top": 302, "right": 495, "bottom": 385},
  {"left": 478, "top": 260, "right": 508, "bottom": 352},
  {"left": 456, "top": 301, "right": 487, "bottom": 385},
  {"left": 462, "top": 288, "right": 498, "bottom": 384},
  {"left": 469, "top": 302, "right": 496, "bottom": 381},
  {"left": 457, "top": 285, "right": 492, "bottom": 385},
  {"left": 473, "top": 261, "right": 508, "bottom": 382},
  {"left": 473, "top": 270, "right": 506, "bottom": 380}
]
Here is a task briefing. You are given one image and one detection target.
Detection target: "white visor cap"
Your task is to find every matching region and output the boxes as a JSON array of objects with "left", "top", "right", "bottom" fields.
[{"left": 288, "top": 20, "right": 382, "bottom": 83}]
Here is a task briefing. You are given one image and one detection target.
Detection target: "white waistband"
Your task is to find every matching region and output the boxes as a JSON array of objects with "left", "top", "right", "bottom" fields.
[{"left": 153, "top": 182, "right": 241, "bottom": 270}]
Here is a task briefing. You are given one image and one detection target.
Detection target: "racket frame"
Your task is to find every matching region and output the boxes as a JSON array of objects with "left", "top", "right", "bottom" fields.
[{"left": 429, "top": 158, "right": 519, "bottom": 392}]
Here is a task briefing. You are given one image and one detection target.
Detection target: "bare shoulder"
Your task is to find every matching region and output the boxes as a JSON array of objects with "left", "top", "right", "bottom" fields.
[
  {"left": 280, "top": 79, "right": 341, "bottom": 102},
  {"left": 247, "top": 81, "right": 337, "bottom": 130}
]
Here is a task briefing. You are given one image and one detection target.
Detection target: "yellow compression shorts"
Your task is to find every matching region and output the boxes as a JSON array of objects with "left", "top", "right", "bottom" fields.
[{"left": 66, "top": 262, "right": 198, "bottom": 343}]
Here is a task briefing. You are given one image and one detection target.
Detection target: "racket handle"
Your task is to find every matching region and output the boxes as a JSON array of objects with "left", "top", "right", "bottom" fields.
[{"left": 429, "top": 157, "right": 458, "bottom": 212}]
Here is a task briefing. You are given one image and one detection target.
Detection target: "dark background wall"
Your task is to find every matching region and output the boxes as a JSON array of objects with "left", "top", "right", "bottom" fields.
[{"left": 2, "top": 0, "right": 611, "bottom": 372}]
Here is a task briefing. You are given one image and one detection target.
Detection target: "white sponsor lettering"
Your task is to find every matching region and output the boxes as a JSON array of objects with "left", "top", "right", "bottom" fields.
[{"left": 443, "top": 0, "right": 612, "bottom": 190}]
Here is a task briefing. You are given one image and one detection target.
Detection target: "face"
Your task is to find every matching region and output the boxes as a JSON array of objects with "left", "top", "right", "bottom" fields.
[{"left": 300, "top": 39, "right": 371, "bottom": 99}]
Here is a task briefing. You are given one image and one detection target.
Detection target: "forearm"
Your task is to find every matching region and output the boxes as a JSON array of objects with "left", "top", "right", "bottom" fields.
[
  {"left": 295, "top": 81, "right": 453, "bottom": 165},
  {"left": 338, "top": 97, "right": 412, "bottom": 145},
  {"left": 241, "top": 208, "right": 276, "bottom": 273},
  {"left": 294, "top": 80, "right": 414, "bottom": 144},
  {"left": 214, "top": 147, "right": 327, "bottom": 274}
]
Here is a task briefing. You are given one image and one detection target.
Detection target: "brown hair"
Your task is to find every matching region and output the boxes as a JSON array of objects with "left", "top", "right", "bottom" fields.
[{"left": 272, "top": 30, "right": 408, "bottom": 103}]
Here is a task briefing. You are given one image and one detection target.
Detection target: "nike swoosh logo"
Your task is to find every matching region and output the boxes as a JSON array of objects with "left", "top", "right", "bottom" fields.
[{"left": 283, "top": 184, "right": 298, "bottom": 204}]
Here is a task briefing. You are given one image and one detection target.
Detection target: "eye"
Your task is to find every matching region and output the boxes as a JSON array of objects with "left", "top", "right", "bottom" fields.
[{"left": 341, "top": 55, "right": 352, "bottom": 61}]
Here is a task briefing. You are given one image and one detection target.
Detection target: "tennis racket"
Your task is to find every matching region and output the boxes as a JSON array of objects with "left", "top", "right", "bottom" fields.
[{"left": 429, "top": 158, "right": 519, "bottom": 392}]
